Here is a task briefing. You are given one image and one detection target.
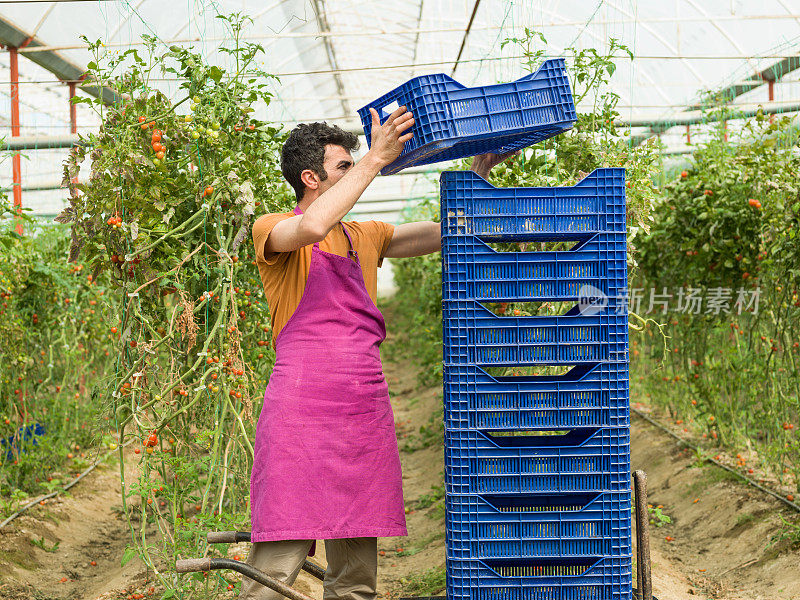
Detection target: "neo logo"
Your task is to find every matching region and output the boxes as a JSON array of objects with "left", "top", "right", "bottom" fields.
[{"left": 578, "top": 285, "right": 608, "bottom": 316}]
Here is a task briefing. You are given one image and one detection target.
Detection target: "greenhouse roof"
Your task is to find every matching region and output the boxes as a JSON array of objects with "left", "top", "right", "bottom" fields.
[{"left": 2, "top": 0, "right": 800, "bottom": 220}]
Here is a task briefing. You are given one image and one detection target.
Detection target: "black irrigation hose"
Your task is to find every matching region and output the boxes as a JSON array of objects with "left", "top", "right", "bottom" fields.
[{"left": 631, "top": 407, "right": 800, "bottom": 513}]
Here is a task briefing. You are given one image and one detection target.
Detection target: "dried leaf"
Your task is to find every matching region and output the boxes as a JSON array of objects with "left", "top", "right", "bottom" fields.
[
  {"left": 130, "top": 221, "right": 139, "bottom": 241},
  {"left": 162, "top": 207, "right": 175, "bottom": 224},
  {"left": 231, "top": 216, "right": 250, "bottom": 252},
  {"left": 239, "top": 180, "right": 255, "bottom": 217},
  {"left": 175, "top": 292, "right": 199, "bottom": 349}
]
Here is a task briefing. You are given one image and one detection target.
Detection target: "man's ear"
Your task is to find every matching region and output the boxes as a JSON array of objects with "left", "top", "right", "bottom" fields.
[{"left": 300, "top": 169, "right": 320, "bottom": 191}]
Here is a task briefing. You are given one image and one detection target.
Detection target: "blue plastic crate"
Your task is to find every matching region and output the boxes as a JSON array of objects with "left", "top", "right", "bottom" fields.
[
  {"left": 441, "top": 234, "right": 628, "bottom": 305},
  {"left": 446, "top": 492, "right": 632, "bottom": 560},
  {"left": 441, "top": 169, "right": 626, "bottom": 239},
  {"left": 445, "top": 428, "right": 631, "bottom": 495},
  {"left": 2, "top": 422, "right": 46, "bottom": 461},
  {"left": 443, "top": 363, "right": 630, "bottom": 431},
  {"left": 447, "top": 556, "right": 632, "bottom": 600},
  {"left": 443, "top": 301, "right": 629, "bottom": 366},
  {"left": 358, "top": 59, "right": 576, "bottom": 176}
]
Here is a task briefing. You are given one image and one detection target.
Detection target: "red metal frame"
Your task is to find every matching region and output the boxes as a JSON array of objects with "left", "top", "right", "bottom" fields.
[
  {"left": 768, "top": 79, "right": 775, "bottom": 124},
  {"left": 69, "top": 81, "right": 77, "bottom": 134},
  {"left": 69, "top": 81, "right": 79, "bottom": 187}
]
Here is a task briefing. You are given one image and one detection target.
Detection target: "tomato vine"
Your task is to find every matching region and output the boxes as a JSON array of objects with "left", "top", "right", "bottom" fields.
[{"left": 56, "top": 14, "right": 293, "bottom": 594}]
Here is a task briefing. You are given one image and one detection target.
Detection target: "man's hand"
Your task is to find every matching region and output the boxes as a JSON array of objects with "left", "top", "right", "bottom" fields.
[
  {"left": 366, "top": 106, "right": 414, "bottom": 168},
  {"left": 470, "top": 149, "right": 522, "bottom": 179}
]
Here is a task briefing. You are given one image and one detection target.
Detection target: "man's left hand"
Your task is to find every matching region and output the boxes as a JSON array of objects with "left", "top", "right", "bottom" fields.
[{"left": 470, "top": 149, "right": 522, "bottom": 179}]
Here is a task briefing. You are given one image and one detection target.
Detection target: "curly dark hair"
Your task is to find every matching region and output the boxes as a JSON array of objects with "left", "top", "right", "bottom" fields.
[{"left": 280, "top": 122, "right": 360, "bottom": 201}]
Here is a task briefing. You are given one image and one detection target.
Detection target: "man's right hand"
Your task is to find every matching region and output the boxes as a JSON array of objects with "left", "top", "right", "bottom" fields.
[{"left": 367, "top": 106, "right": 414, "bottom": 168}]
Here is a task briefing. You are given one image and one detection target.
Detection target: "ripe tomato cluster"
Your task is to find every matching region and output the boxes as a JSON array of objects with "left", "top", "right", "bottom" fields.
[
  {"left": 151, "top": 129, "right": 167, "bottom": 161},
  {"left": 107, "top": 215, "right": 123, "bottom": 228},
  {"left": 138, "top": 115, "right": 155, "bottom": 130}
]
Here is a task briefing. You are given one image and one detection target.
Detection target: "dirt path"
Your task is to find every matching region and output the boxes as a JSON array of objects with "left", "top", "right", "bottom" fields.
[
  {"left": 0, "top": 452, "right": 156, "bottom": 599},
  {"left": 631, "top": 412, "right": 800, "bottom": 600},
  {"left": 2, "top": 345, "right": 799, "bottom": 599}
]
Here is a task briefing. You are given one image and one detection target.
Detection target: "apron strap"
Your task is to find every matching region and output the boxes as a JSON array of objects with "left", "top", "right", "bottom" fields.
[
  {"left": 294, "top": 205, "right": 357, "bottom": 258},
  {"left": 340, "top": 222, "right": 357, "bottom": 258}
]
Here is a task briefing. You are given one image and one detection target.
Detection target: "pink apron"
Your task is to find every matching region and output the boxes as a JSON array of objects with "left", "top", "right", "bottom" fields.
[{"left": 249, "top": 206, "right": 407, "bottom": 543}]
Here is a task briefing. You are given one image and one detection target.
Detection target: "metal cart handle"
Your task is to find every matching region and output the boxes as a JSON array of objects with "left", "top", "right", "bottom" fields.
[{"left": 176, "top": 556, "right": 316, "bottom": 600}]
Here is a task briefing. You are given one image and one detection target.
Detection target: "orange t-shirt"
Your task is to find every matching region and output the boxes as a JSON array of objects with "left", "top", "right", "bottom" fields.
[{"left": 252, "top": 212, "right": 395, "bottom": 348}]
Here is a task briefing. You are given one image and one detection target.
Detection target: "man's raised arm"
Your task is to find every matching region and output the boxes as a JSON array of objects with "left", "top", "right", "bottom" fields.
[{"left": 265, "top": 107, "right": 414, "bottom": 254}]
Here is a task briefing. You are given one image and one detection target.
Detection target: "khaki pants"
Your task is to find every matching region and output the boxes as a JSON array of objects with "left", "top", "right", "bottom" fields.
[{"left": 238, "top": 538, "right": 377, "bottom": 600}]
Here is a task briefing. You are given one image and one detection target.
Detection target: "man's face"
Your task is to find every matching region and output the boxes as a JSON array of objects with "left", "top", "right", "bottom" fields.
[{"left": 315, "top": 144, "right": 354, "bottom": 195}]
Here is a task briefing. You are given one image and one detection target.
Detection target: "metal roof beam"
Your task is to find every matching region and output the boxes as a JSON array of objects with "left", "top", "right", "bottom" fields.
[
  {"left": 410, "top": 0, "right": 426, "bottom": 78},
  {"left": 0, "top": 14, "right": 119, "bottom": 105},
  {"left": 1, "top": 134, "right": 86, "bottom": 151},
  {"left": 633, "top": 53, "right": 800, "bottom": 145},
  {"left": 688, "top": 55, "right": 800, "bottom": 109},
  {"left": 627, "top": 100, "right": 800, "bottom": 146},
  {"left": 311, "top": 0, "right": 350, "bottom": 118},
  {"left": 450, "top": 0, "right": 481, "bottom": 77}
]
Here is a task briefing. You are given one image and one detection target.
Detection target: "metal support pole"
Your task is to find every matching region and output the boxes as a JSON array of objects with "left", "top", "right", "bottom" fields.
[
  {"left": 68, "top": 81, "right": 79, "bottom": 190},
  {"left": 9, "top": 46, "right": 22, "bottom": 236},
  {"left": 768, "top": 79, "right": 775, "bottom": 124},
  {"left": 68, "top": 81, "right": 77, "bottom": 134},
  {"left": 633, "top": 470, "right": 652, "bottom": 600}
]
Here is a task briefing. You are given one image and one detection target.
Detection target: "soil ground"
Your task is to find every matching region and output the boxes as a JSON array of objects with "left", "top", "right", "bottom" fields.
[{"left": 1, "top": 316, "right": 799, "bottom": 599}]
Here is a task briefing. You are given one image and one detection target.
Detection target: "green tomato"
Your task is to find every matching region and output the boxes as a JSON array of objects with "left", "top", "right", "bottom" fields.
[
  {"left": 153, "top": 158, "right": 161, "bottom": 166},
  {"left": 212, "top": 122, "right": 221, "bottom": 130},
  {"left": 184, "top": 114, "right": 193, "bottom": 123},
  {"left": 211, "top": 130, "right": 220, "bottom": 138},
  {"left": 191, "top": 131, "right": 200, "bottom": 140},
  {"left": 193, "top": 95, "right": 200, "bottom": 103},
  {"left": 190, "top": 103, "right": 197, "bottom": 111}
]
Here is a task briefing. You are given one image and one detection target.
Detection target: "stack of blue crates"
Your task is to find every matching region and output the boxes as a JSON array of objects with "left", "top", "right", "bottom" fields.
[
  {"left": 440, "top": 169, "right": 632, "bottom": 600},
  {"left": 361, "top": 58, "right": 631, "bottom": 600}
]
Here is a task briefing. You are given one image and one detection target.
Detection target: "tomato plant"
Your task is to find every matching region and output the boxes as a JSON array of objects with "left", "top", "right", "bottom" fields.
[
  {"left": 55, "top": 14, "right": 291, "bottom": 594},
  {"left": 633, "top": 107, "right": 800, "bottom": 490},
  {"left": 0, "top": 195, "right": 117, "bottom": 507}
]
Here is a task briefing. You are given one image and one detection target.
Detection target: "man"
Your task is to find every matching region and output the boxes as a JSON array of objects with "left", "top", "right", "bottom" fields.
[{"left": 243, "top": 106, "right": 510, "bottom": 600}]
